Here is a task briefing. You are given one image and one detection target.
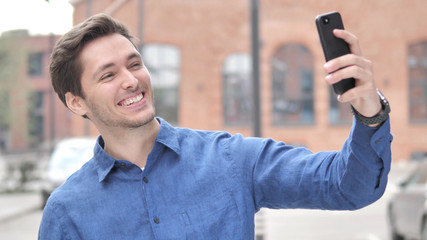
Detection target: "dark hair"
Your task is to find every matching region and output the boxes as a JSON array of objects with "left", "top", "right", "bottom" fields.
[{"left": 50, "top": 13, "right": 137, "bottom": 111}]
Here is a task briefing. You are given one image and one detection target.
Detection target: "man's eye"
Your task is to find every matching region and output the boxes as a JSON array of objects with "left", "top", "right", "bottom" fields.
[
  {"left": 130, "top": 62, "right": 142, "bottom": 69},
  {"left": 101, "top": 73, "right": 114, "bottom": 80}
]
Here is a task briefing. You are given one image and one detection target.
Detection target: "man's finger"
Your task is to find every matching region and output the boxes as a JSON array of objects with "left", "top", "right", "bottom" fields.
[{"left": 333, "top": 29, "right": 362, "bottom": 56}]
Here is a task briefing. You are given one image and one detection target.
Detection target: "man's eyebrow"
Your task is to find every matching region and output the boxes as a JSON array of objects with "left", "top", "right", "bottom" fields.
[{"left": 127, "top": 52, "right": 142, "bottom": 61}]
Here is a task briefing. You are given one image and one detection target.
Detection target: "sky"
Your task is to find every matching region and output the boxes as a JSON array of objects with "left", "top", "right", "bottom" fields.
[{"left": 0, "top": 0, "right": 73, "bottom": 36}]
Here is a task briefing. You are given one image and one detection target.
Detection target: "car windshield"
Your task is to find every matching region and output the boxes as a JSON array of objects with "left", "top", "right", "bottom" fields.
[
  {"left": 49, "top": 140, "right": 95, "bottom": 171},
  {"left": 402, "top": 162, "right": 427, "bottom": 187}
]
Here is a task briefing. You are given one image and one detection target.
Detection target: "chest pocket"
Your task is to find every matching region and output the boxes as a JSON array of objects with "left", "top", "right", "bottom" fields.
[{"left": 181, "top": 189, "right": 243, "bottom": 239}]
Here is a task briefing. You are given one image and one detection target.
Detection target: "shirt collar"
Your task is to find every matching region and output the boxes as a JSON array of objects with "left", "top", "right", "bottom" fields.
[
  {"left": 155, "top": 117, "right": 181, "bottom": 155},
  {"left": 94, "top": 117, "right": 181, "bottom": 182}
]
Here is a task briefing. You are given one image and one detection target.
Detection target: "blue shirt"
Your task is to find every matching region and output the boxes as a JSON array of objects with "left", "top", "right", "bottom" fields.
[{"left": 39, "top": 117, "right": 392, "bottom": 240}]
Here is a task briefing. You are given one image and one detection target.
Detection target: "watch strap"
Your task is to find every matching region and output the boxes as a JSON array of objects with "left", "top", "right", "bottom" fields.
[{"left": 351, "top": 89, "right": 390, "bottom": 126}]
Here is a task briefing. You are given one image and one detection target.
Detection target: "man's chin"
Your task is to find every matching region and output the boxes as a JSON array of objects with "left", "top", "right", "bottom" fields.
[{"left": 124, "top": 111, "right": 156, "bottom": 129}]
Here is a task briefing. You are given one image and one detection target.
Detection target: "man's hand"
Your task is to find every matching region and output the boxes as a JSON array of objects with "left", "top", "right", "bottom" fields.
[{"left": 323, "top": 29, "right": 382, "bottom": 126}]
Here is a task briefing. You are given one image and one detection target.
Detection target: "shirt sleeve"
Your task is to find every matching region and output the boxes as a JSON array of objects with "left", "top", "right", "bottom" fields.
[
  {"left": 38, "top": 198, "right": 69, "bottom": 240},
  {"left": 245, "top": 117, "right": 392, "bottom": 211}
]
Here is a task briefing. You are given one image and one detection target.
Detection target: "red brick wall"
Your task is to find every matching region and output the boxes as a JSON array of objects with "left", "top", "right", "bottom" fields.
[
  {"left": 66, "top": 0, "right": 427, "bottom": 162},
  {"left": 3, "top": 35, "right": 72, "bottom": 150}
]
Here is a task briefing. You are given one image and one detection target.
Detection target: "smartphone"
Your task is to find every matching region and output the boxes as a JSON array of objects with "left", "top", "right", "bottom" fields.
[{"left": 316, "top": 11, "right": 355, "bottom": 94}]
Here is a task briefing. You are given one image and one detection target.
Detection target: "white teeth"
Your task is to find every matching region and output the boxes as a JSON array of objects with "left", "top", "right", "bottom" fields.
[{"left": 122, "top": 93, "right": 143, "bottom": 106}]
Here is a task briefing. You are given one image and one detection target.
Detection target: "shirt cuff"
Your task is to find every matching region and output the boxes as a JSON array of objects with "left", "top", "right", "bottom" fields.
[
  {"left": 350, "top": 116, "right": 393, "bottom": 188},
  {"left": 351, "top": 116, "right": 392, "bottom": 154}
]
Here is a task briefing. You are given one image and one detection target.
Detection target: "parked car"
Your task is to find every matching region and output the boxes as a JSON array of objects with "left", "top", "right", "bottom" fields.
[
  {"left": 388, "top": 161, "right": 427, "bottom": 240},
  {"left": 0, "top": 153, "right": 7, "bottom": 191},
  {"left": 41, "top": 137, "right": 96, "bottom": 208}
]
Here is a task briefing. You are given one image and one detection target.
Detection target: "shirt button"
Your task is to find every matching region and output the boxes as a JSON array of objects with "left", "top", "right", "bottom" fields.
[
  {"left": 120, "top": 163, "right": 126, "bottom": 167},
  {"left": 154, "top": 217, "right": 160, "bottom": 224},
  {"left": 143, "top": 177, "right": 149, "bottom": 183}
]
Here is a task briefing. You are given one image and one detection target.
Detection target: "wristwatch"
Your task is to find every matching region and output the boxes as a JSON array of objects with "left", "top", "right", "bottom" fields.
[{"left": 351, "top": 89, "right": 390, "bottom": 126}]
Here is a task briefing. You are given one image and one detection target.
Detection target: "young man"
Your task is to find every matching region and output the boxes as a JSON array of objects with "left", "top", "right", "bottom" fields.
[{"left": 39, "top": 13, "right": 392, "bottom": 239}]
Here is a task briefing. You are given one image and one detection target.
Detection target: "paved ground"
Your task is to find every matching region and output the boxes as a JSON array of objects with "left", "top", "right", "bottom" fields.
[
  {"left": 0, "top": 208, "right": 42, "bottom": 240},
  {"left": 0, "top": 162, "right": 416, "bottom": 239},
  {"left": 0, "top": 192, "right": 42, "bottom": 223},
  {"left": 0, "top": 189, "right": 393, "bottom": 240}
]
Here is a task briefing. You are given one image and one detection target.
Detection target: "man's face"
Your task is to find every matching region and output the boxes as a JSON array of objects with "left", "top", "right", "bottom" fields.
[{"left": 71, "top": 33, "right": 155, "bottom": 130}]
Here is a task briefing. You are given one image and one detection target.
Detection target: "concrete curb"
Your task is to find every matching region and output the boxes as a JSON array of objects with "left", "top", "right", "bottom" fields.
[{"left": 0, "top": 192, "right": 42, "bottom": 223}]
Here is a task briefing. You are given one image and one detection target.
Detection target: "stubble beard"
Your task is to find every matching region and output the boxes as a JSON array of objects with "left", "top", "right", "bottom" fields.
[{"left": 87, "top": 100, "right": 156, "bottom": 130}]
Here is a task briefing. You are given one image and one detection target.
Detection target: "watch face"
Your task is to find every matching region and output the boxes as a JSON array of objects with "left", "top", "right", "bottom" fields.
[
  {"left": 377, "top": 89, "right": 390, "bottom": 114},
  {"left": 377, "top": 89, "right": 388, "bottom": 103}
]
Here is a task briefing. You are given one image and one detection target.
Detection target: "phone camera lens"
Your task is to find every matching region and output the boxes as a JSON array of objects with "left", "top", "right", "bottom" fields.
[{"left": 322, "top": 17, "right": 329, "bottom": 24}]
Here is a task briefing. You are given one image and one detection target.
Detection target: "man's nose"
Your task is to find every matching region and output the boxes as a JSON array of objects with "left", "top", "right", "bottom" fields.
[{"left": 121, "top": 70, "right": 138, "bottom": 89}]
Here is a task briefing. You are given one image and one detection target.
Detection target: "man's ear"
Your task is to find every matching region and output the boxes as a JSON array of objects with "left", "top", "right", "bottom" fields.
[{"left": 65, "top": 92, "right": 88, "bottom": 117}]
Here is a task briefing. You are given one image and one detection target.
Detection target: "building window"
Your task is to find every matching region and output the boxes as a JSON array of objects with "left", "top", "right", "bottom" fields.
[
  {"left": 223, "top": 53, "right": 252, "bottom": 126},
  {"left": 0, "top": 91, "right": 10, "bottom": 150},
  {"left": 272, "top": 44, "right": 314, "bottom": 125},
  {"left": 142, "top": 44, "right": 180, "bottom": 125},
  {"left": 408, "top": 41, "right": 427, "bottom": 123},
  {"left": 329, "top": 89, "right": 352, "bottom": 125},
  {"left": 28, "top": 52, "right": 44, "bottom": 77},
  {"left": 28, "top": 91, "right": 44, "bottom": 147}
]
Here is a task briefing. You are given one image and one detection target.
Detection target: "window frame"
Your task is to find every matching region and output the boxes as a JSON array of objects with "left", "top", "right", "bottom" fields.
[
  {"left": 222, "top": 53, "right": 252, "bottom": 126},
  {"left": 408, "top": 41, "right": 427, "bottom": 124},
  {"left": 142, "top": 43, "right": 181, "bottom": 125},
  {"left": 271, "top": 43, "right": 315, "bottom": 126}
]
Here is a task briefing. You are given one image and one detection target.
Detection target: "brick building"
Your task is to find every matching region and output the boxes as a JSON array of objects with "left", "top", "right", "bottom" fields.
[
  {"left": 70, "top": 0, "right": 427, "bottom": 162},
  {"left": 2, "top": 0, "right": 427, "bottom": 162},
  {"left": 0, "top": 30, "right": 71, "bottom": 151}
]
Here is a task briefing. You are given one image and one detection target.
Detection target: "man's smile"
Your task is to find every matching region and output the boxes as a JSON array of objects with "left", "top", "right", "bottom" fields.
[{"left": 118, "top": 92, "right": 144, "bottom": 106}]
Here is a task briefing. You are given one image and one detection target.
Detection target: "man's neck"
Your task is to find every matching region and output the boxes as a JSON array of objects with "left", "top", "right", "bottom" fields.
[{"left": 100, "top": 118, "right": 161, "bottom": 168}]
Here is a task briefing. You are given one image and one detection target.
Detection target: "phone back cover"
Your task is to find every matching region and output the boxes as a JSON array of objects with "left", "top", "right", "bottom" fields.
[
  {"left": 316, "top": 12, "right": 355, "bottom": 94},
  {"left": 316, "top": 12, "right": 351, "bottom": 61}
]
